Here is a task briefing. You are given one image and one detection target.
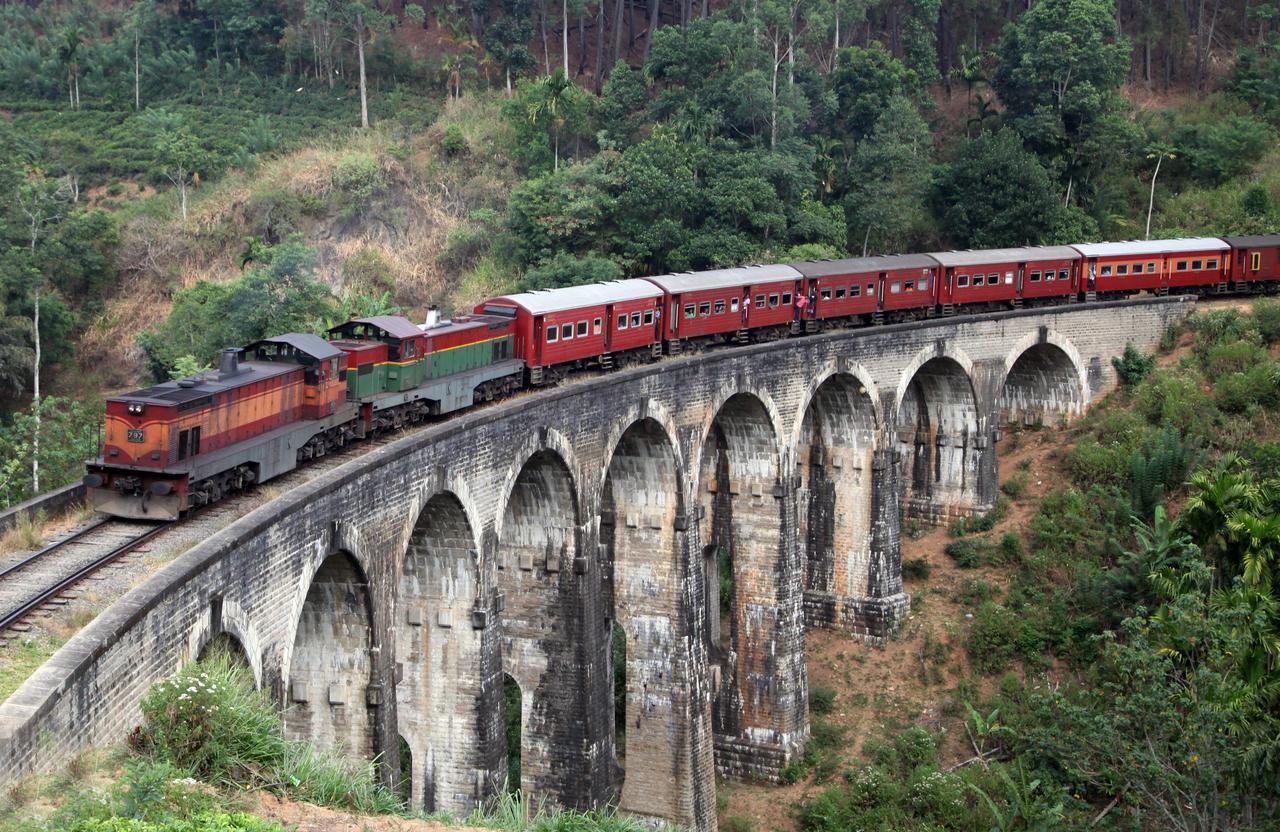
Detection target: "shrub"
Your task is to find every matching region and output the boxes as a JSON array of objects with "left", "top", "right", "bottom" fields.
[
  {"left": 1128, "top": 427, "right": 1200, "bottom": 519},
  {"left": 891, "top": 727, "right": 939, "bottom": 772},
  {"left": 1204, "top": 337, "right": 1266, "bottom": 377},
  {"left": 955, "top": 577, "right": 997, "bottom": 606},
  {"left": 810, "top": 684, "right": 837, "bottom": 715},
  {"left": 1133, "top": 368, "right": 1205, "bottom": 431},
  {"left": 944, "top": 539, "right": 985, "bottom": 568},
  {"left": 995, "top": 532, "right": 1024, "bottom": 565},
  {"left": 901, "top": 557, "right": 931, "bottom": 580},
  {"left": 331, "top": 153, "right": 386, "bottom": 203},
  {"left": 1254, "top": 298, "right": 1280, "bottom": 344},
  {"left": 722, "top": 817, "right": 753, "bottom": 832},
  {"left": 968, "top": 602, "right": 1020, "bottom": 674},
  {"left": 999, "top": 473, "right": 1026, "bottom": 499},
  {"left": 134, "top": 654, "right": 401, "bottom": 814},
  {"left": 441, "top": 123, "right": 468, "bottom": 157},
  {"left": 1112, "top": 343, "right": 1155, "bottom": 386}
]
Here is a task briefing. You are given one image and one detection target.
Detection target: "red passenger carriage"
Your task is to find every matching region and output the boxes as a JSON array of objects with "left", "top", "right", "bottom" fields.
[
  {"left": 933, "top": 247, "right": 1079, "bottom": 311},
  {"left": 1072, "top": 238, "right": 1228, "bottom": 297},
  {"left": 642, "top": 265, "right": 803, "bottom": 350},
  {"left": 1221, "top": 234, "right": 1280, "bottom": 288},
  {"left": 791, "top": 254, "right": 937, "bottom": 327},
  {"left": 477, "top": 279, "right": 663, "bottom": 384}
]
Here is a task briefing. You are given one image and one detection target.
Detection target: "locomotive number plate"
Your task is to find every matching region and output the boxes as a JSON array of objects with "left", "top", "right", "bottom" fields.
[{"left": 127, "top": 429, "right": 145, "bottom": 443}]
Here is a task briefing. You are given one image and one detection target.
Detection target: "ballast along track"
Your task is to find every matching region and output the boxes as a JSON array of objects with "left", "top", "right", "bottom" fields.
[{"left": 0, "top": 520, "right": 171, "bottom": 633}]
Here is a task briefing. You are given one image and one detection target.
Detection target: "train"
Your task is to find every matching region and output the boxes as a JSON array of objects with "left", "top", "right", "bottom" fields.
[{"left": 85, "top": 233, "right": 1280, "bottom": 520}]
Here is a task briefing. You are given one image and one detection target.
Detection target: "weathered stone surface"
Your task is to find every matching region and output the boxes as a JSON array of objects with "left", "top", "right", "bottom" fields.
[{"left": 0, "top": 298, "right": 1192, "bottom": 832}]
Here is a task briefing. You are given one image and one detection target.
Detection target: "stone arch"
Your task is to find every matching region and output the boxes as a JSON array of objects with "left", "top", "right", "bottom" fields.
[
  {"left": 691, "top": 383, "right": 787, "bottom": 497},
  {"left": 396, "top": 491, "right": 482, "bottom": 813},
  {"left": 894, "top": 351, "right": 983, "bottom": 523},
  {"left": 999, "top": 330, "right": 1087, "bottom": 426},
  {"left": 493, "top": 428, "right": 582, "bottom": 544},
  {"left": 496, "top": 447, "right": 581, "bottom": 801},
  {"left": 184, "top": 597, "right": 263, "bottom": 688},
  {"left": 599, "top": 417, "right": 687, "bottom": 820},
  {"left": 793, "top": 372, "right": 879, "bottom": 612},
  {"left": 697, "top": 392, "right": 806, "bottom": 777},
  {"left": 283, "top": 549, "right": 376, "bottom": 761}
]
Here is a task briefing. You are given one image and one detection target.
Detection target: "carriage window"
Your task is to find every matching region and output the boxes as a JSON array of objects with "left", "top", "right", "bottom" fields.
[
  {"left": 769, "top": 294, "right": 780, "bottom": 307},
  {"left": 714, "top": 300, "right": 726, "bottom": 314},
  {"left": 1030, "top": 270, "right": 1041, "bottom": 282},
  {"left": 850, "top": 285, "right": 861, "bottom": 297},
  {"left": 684, "top": 304, "right": 696, "bottom": 319},
  {"left": 547, "top": 327, "right": 558, "bottom": 343},
  {"left": 820, "top": 288, "right": 832, "bottom": 300},
  {"left": 1192, "top": 259, "right": 1203, "bottom": 270},
  {"left": 1206, "top": 258, "right": 1218, "bottom": 269},
  {"left": 730, "top": 298, "right": 740, "bottom": 312},
  {"left": 957, "top": 275, "right": 970, "bottom": 287},
  {"left": 1101, "top": 265, "right": 1112, "bottom": 276},
  {"left": 1147, "top": 262, "right": 1157, "bottom": 273},
  {"left": 1059, "top": 269, "right": 1069, "bottom": 281},
  {"left": 1003, "top": 273, "right": 1013, "bottom": 284},
  {"left": 404, "top": 341, "right": 416, "bottom": 358},
  {"left": 698, "top": 302, "right": 710, "bottom": 316},
  {"left": 782, "top": 292, "right": 792, "bottom": 305},
  {"left": 1252, "top": 252, "right": 1262, "bottom": 271},
  {"left": 1176, "top": 260, "right": 1188, "bottom": 271},
  {"left": 919, "top": 278, "right": 929, "bottom": 291},
  {"left": 593, "top": 318, "right": 602, "bottom": 334},
  {"left": 867, "top": 282, "right": 875, "bottom": 294},
  {"left": 1117, "top": 264, "right": 1128, "bottom": 275},
  {"left": 835, "top": 287, "right": 846, "bottom": 298},
  {"left": 631, "top": 312, "right": 642, "bottom": 327},
  {"left": 577, "top": 321, "right": 588, "bottom": 337},
  {"left": 905, "top": 280, "right": 915, "bottom": 291},
  {"left": 756, "top": 294, "right": 766, "bottom": 308},
  {"left": 618, "top": 313, "right": 628, "bottom": 329},
  {"left": 890, "top": 281, "right": 902, "bottom": 293},
  {"left": 561, "top": 323, "right": 574, "bottom": 340},
  {"left": 973, "top": 275, "right": 985, "bottom": 286},
  {"left": 643, "top": 310, "right": 654, "bottom": 324}
]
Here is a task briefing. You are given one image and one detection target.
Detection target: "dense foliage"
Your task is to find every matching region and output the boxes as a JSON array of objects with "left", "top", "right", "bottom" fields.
[{"left": 798, "top": 305, "right": 1280, "bottom": 831}]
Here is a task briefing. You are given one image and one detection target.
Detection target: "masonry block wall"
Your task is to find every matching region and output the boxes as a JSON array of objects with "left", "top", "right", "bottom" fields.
[{"left": 0, "top": 298, "right": 1192, "bottom": 832}]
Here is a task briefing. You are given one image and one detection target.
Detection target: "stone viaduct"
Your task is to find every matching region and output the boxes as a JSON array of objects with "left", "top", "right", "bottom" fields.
[{"left": 0, "top": 298, "right": 1192, "bottom": 831}]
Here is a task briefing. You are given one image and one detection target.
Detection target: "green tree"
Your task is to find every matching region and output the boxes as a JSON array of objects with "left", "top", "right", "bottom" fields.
[
  {"left": 520, "top": 252, "right": 622, "bottom": 289},
  {"left": 155, "top": 129, "right": 211, "bottom": 221},
  {"left": 598, "top": 61, "right": 648, "bottom": 148},
  {"left": 843, "top": 95, "right": 931, "bottom": 255},
  {"left": 828, "top": 43, "right": 917, "bottom": 142},
  {"left": 508, "top": 70, "right": 593, "bottom": 172},
  {"left": 932, "top": 130, "right": 1065, "bottom": 248},
  {"left": 992, "top": 0, "right": 1131, "bottom": 174},
  {"left": 138, "top": 241, "right": 333, "bottom": 379}
]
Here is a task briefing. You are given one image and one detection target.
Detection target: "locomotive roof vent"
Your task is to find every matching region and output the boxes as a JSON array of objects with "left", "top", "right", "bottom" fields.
[{"left": 218, "top": 347, "right": 243, "bottom": 380}]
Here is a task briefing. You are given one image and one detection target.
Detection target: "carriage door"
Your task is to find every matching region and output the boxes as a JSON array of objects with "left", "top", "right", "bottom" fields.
[
  {"left": 1017, "top": 264, "right": 1025, "bottom": 296},
  {"left": 878, "top": 273, "right": 887, "bottom": 307}
]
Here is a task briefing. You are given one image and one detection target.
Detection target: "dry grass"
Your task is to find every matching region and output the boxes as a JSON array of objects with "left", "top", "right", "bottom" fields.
[
  {"left": 81, "top": 97, "right": 516, "bottom": 384},
  {"left": 0, "top": 512, "right": 43, "bottom": 555}
]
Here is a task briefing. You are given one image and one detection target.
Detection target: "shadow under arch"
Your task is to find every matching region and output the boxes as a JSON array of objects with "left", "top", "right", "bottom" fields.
[
  {"left": 283, "top": 549, "right": 376, "bottom": 762},
  {"left": 895, "top": 355, "right": 983, "bottom": 524},
  {"left": 795, "top": 372, "right": 879, "bottom": 606},
  {"left": 495, "top": 447, "right": 586, "bottom": 804},
  {"left": 599, "top": 416, "right": 688, "bottom": 821},
  {"left": 396, "top": 490, "right": 482, "bottom": 813}
]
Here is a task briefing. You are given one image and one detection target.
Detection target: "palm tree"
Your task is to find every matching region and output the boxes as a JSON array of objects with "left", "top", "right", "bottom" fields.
[
  {"left": 526, "top": 70, "right": 577, "bottom": 171},
  {"left": 58, "top": 27, "right": 83, "bottom": 109},
  {"left": 1179, "top": 455, "right": 1258, "bottom": 585}
]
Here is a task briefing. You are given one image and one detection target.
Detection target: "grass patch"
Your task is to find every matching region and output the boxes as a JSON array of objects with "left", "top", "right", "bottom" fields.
[
  {"left": 0, "top": 511, "right": 45, "bottom": 555},
  {"left": 0, "top": 634, "right": 67, "bottom": 703}
]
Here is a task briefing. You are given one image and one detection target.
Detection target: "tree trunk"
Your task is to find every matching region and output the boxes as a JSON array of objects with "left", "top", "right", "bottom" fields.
[
  {"left": 770, "top": 38, "right": 779, "bottom": 148},
  {"left": 180, "top": 180, "right": 188, "bottom": 221},
  {"left": 74, "top": 71, "right": 80, "bottom": 108},
  {"left": 541, "top": 2, "right": 551, "bottom": 73},
  {"left": 31, "top": 283, "right": 40, "bottom": 495},
  {"left": 612, "top": 0, "right": 625, "bottom": 67},
  {"left": 595, "top": 0, "right": 606, "bottom": 87},
  {"left": 1146, "top": 154, "right": 1163, "bottom": 239},
  {"left": 564, "top": 0, "right": 571, "bottom": 75},
  {"left": 356, "top": 12, "right": 369, "bottom": 127},
  {"left": 135, "top": 27, "right": 141, "bottom": 109},
  {"left": 645, "top": 0, "right": 659, "bottom": 61}
]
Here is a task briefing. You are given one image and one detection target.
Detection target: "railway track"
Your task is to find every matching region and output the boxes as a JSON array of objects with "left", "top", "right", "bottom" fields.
[{"left": 0, "top": 520, "right": 170, "bottom": 634}]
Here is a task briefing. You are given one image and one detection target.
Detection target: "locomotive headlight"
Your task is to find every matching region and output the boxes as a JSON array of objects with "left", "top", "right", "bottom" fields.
[{"left": 127, "top": 402, "right": 145, "bottom": 415}]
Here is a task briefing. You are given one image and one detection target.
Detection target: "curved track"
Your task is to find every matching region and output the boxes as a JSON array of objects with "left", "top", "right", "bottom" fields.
[{"left": 0, "top": 521, "right": 170, "bottom": 633}]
